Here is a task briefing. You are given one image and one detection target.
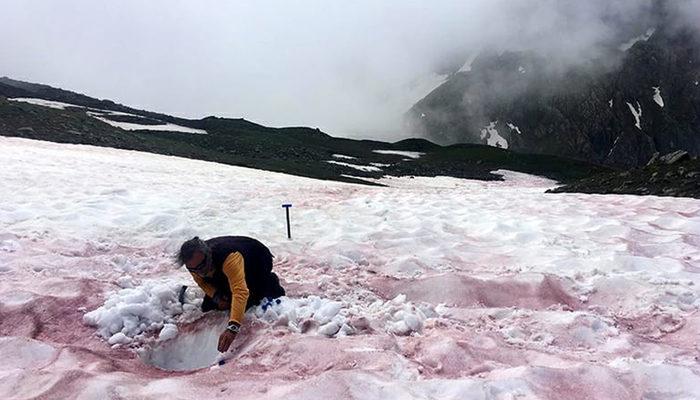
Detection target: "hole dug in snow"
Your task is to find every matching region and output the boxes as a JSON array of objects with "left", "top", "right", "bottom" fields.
[{"left": 139, "top": 318, "right": 227, "bottom": 372}]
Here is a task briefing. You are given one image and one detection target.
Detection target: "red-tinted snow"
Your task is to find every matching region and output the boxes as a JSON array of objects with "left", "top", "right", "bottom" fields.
[{"left": 1, "top": 137, "right": 699, "bottom": 399}]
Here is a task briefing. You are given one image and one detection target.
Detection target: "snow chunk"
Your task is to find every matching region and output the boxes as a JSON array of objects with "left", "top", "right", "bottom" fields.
[
  {"left": 332, "top": 154, "right": 356, "bottom": 160},
  {"left": 158, "top": 323, "right": 179, "bottom": 341},
  {"left": 626, "top": 101, "right": 642, "bottom": 130},
  {"left": 326, "top": 161, "right": 381, "bottom": 172},
  {"left": 83, "top": 279, "right": 196, "bottom": 343},
  {"left": 609, "top": 99, "right": 613, "bottom": 108},
  {"left": 252, "top": 295, "right": 429, "bottom": 337},
  {"left": 653, "top": 87, "right": 664, "bottom": 107},
  {"left": 480, "top": 121, "right": 508, "bottom": 149},
  {"left": 372, "top": 150, "right": 425, "bottom": 159},
  {"left": 108, "top": 332, "right": 133, "bottom": 346},
  {"left": 518, "top": 66, "right": 526, "bottom": 74}
]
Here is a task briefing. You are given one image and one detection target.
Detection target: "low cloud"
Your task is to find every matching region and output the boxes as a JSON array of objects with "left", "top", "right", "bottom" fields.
[{"left": 0, "top": 0, "right": 697, "bottom": 141}]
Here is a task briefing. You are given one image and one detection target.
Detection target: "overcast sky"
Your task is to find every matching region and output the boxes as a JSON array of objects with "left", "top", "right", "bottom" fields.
[{"left": 1, "top": 1, "right": 697, "bottom": 140}]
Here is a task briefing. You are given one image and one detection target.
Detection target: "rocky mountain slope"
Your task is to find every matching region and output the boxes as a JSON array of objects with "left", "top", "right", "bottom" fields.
[
  {"left": 406, "top": 14, "right": 700, "bottom": 168},
  {"left": 549, "top": 150, "right": 700, "bottom": 197},
  {"left": 0, "top": 78, "right": 607, "bottom": 186}
]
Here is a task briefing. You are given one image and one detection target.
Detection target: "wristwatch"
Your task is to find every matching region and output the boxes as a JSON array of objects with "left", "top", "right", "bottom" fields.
[{"left": 227, "top": 322, "right": 240, "bottom": 334}]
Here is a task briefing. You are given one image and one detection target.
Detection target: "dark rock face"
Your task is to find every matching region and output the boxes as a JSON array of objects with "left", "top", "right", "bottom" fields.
[
  {"left": 548, "top": 153, "right": 700, "bottom": 198},
  {"left": 659, "top": 150, "right": 690, "bottom": 164},
  {"left": 407, "top": 23, "right": 700, "bottom": 168}
]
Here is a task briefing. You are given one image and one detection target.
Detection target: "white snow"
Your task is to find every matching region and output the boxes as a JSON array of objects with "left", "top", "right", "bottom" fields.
[
  {"left": 506, "top": 122, "right": 522, "bottom": 135},
  {"left": 87, "top": 112, "right": 207, "bottom": 135},
  {"left": 158, "top": 323, "right": 179, "bottom": 341},
  {"left": 1, "top": 137, "right": 699, "bottom": 399},
  {"left": 140, "top": 319, "right": 226, "bottom": 371},
  {"left": 83, "top": 279, "right": 200, "bottom": 344},
  {"left": 331, "top": 154, "right": 356, "bottom": 160},
  {"left": 480, "top": 121, "right": 508, "bottom": 148},
  {"left": 653, "top": 87, "right": 665, "bottom": 107},
  {"left": 619, "top": 28, "right": 655, "bottom": 51},
  {"left": 372, "top": 150, "right": 424, "bottom": 159},
  {"left": 8, "top": 97, "right": 207, "bottom": 134},
  {"left": 626, "top": 101, "right": 643, "bottom": 130},
  {"left": 252, "top": 294, "right": 428, "bottom": 337},
  {"left": 609, "top": 99, "right": 613, "bottom": 108},
  {"left": 8, "top": 97, "right": 82, "bottom": 110},
  {"left": 518, "top": 65, "right": 526, "bottom": 74},
  {"left": 326, "top": 160, "right": 381, "bottom": 172}
]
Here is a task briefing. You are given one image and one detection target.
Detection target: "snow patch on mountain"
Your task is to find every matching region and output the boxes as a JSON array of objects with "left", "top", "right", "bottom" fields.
[
  {"left": 372, "top": 150, "right": 424, "bottom": 159},
  {"left": 480, "top": 121, "right": 508, "bottom": 148},
  {"left": 87, "top": 112, "right": 207, "bottom": 134},
  {"left": 506, "top": 122, "right": 522, "bottom": 135},
  {"left": 626, "top": 101, "right": 643, "bottom": 129},
  {"left": 9, "top": 97, "right": 207, "bottom": 134},
  {"left": 9, "top": 97, "right": 79, "bottom": 110},
  {"left": 326, "top": 160, "right": 382, "bottom": 172},
  {"left": 332, "top": 154, "right": 356, "bottom": 160},
  {"left": 653, "top": 87, "right": 665, "bottom": 107}
]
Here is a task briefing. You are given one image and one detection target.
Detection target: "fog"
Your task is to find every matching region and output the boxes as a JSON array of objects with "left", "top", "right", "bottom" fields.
[{"left": 1, "top": 0, "right": 698, "bottom": 140}]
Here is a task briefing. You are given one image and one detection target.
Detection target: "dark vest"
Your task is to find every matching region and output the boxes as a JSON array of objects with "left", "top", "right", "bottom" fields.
[{"left": 202, "top": 236, "right": 274, "bottom": 299}]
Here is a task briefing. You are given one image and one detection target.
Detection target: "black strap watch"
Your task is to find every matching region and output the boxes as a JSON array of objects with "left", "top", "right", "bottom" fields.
[{"left": 227, "top": 322, "right": 240, "bottom": 334}]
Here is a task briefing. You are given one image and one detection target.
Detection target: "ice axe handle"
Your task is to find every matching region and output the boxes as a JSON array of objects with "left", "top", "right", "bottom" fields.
[{"left": 282, "top": 204, "right": 292, "bottom": 239}]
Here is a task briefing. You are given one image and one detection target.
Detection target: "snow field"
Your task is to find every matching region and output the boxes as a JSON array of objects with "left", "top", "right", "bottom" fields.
[{"left": 1, "top": 137, "right": 699, "bottom": 399}]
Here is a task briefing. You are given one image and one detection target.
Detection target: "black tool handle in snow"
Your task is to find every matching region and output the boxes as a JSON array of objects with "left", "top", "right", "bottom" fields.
[{"left": 282, "top": 204, "right": 292, "bottom": 239}]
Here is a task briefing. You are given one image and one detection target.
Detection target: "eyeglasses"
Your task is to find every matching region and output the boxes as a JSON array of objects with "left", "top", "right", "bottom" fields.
[{"left": 186, "top": 257, "right": 208, "bottom": 273}]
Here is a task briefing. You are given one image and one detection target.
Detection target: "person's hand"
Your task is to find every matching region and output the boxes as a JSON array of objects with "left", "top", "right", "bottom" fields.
[{"left": 218, "top": 329, "right": 237, "bottom": 352}]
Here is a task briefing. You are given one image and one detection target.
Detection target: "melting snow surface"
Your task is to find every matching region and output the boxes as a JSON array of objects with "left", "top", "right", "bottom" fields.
[
  {"left": 326, "top": 160, "right": 381, "bottom": 172},
  {"left": 653, "top": 87, "right": 665, "bottom": 107},
  {"left": 626, "top": 101, "right": 643, "bottom": 130},
  {"left": 480, "top": 121, "right": 508, "bottom": 148},
  {"left": 1, "top": 137, "right": 700, "bottom": 399},
  {"left": 372, "top": 150, "right": 424, "bottom": 159}
]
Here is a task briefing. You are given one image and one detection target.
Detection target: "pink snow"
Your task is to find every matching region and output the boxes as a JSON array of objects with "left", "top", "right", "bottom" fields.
[{"left": 1, "top": 137, "right": 699, "bottom": 399}]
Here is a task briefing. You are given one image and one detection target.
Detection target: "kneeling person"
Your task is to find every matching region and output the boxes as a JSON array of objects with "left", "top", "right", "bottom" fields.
[{"left": 177, "top": 236, "right": 285, "bottom": 352}]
